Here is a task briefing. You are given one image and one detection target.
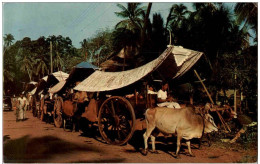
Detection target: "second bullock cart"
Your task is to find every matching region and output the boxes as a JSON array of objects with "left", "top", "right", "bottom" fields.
[{"left": 49, "top": 62, "right": 99, "bottom": 128}]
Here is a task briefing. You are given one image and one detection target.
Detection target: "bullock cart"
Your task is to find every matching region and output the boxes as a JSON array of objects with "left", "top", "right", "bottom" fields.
[
  {"left": 32, "top": 71, "right": 69, "bottom": 121},
  {"left": 74, "top": 45, "right": 204, "bottom": 145},
  {"left": 49, "top": 62, "right": 99, "bottom": 129},
  {"left": 41, "top": 71, "right": 69, "bottom": 122},
  {"left": 30, "top": 76, "right": 48, "bottom": 117}
]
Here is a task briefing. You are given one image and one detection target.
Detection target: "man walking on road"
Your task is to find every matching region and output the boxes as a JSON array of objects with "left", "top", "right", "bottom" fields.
[{"left": 17, "top": 93, "right": 27, "bottom": 121}]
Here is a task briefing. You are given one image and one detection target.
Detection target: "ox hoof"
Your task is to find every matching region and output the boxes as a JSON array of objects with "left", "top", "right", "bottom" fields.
[
  {"left": 141, "top": 149, "right": 148, "bottom": 156},
  {"left": 173, "top": 154, "right": 181, "bottom": 159},
  {"left": 176, "top": 155, "right": 181, "bottom": 159},
  {"left": 151, "top": 150, "right": 159, "bottom": 154},
  {"left": 188, "top": 153, "right": 195, "bottom": 157}
]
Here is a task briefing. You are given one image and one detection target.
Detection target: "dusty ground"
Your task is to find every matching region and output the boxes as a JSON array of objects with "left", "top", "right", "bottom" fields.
[{"left": 3, "top": 109, "right": 257, "bottom": 163}]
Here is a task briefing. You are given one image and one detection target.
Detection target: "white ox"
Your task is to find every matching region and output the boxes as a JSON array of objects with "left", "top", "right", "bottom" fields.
[{"left": 142, "top": 106, "right": 218, "bottom": 157}]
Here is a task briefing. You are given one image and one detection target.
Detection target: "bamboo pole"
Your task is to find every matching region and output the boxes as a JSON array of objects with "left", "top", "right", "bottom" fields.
[
  {"left": 194, "top": 70, "right": 214, "bottom": 103},
  {"left": 194, "top": 70, "right": 231, "bottom": 132}
]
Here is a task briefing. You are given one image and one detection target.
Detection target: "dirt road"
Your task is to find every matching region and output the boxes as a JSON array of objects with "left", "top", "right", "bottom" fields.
[{"left": 3, "top": 110, "right": 256, "bottom": 163}]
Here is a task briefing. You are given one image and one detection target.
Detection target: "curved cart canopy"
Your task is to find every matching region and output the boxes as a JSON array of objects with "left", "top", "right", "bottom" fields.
[
  {"left": 47, "top": 71, "right": 69, "bottom": 84},
  {"left": 48, "top": 80, "right": 66, "bottom": 94},
  {"left": 48, "top": 62, "right": 99, "bottom": 94},
  {"left": 29, "top": 87, "right": 37, "bottom": 95},
  {"left": 74, "top": 46, "right": 203, "bottom": 92},
  {"left": 24, "top": 81, "right": 38, "bottom": 93},
  {"left": 34, "top": 71, "right": 69, "bottom": 95},
  {"left": 33, "top": 76, "right": 48, "bottom": 95}
]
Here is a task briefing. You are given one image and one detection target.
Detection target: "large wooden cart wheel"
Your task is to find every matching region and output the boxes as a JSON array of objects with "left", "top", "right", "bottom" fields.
[
  {"left": 53, "top": 96, "right": 63, "bottom": 128},
  {"left": 98, "top": 96, "right": 136, "bottom": 145}
]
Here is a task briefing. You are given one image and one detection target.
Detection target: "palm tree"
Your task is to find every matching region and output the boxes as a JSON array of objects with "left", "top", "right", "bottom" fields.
[
  {"left": 3, "top": 50, "right": 15, "bottom": 83},
  {"left": 3, "top": 34, "right": 14, "bottom": 47},
  {"left": 166, "top": 4, "right": 191, "bottom": 45},
  {"left": 115, "top": 3, "right": 145, "bottom": 31},
  {"left": 20, "top": 55, "right": 33, "bottom": 81},
  {"left": 166, "top": 4, "right": 190, "bottom": 30},
  {"left": 235, "top": 3, "right": 257, "bottom": 32},
  {"left": 36, "top": 58, "right": 48, "bottom": 78},
  {"left": 53, "top": 51, "right": 64, "bottom": 71},
  {"left": 3, "top": 34, "right": 15, "bottom": 55},
  {"left": 80, "top": 39, "right": 88, "bottom": 61}
]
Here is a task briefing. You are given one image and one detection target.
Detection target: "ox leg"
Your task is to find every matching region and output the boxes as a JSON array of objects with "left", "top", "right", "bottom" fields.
[
  {"left": 198, "top": 138, "right": 202, "bottom": 149},
  {"left": 150, "top": 135, "right": 159, "bottom": 154},
  {"left": 206, "top": 133, "right": 211, "bottom": 147},
  {"left": 186, "top": 140, "right": 195, "bottom": 157},
  {"left": 175, "top": 134, "right": 182, "bottom": 158},
  {"left": 142, "top": 124, "right": 155, "bottom": 156},
  {"left": 151, "top": 130, "right": 159, "bottom": 154}
]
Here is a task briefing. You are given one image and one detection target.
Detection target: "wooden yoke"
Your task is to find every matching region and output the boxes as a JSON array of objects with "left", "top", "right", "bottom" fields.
[{"left": 194, "top": 70, "right": 231, "bottom": 132}]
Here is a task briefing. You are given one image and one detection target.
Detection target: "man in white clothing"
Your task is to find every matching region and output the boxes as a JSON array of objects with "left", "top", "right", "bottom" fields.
[
  {"left": 157, "top": 82, "right": 181, "bottom": 108},
  {"left": 17, "top": 93, "right": 27, "bottom": 121}
]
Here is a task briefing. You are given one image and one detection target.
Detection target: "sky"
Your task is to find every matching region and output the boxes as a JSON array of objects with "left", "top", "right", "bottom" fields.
[{"left": 3, "top": 2, "right": 237, "bottom": 48}]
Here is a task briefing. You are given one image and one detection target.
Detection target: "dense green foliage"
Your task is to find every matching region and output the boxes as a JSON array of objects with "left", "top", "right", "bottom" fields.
[{"left": 3, "top": 2, "right": 257, "bottom": 113}]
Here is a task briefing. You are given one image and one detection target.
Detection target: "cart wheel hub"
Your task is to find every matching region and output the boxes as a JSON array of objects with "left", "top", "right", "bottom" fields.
[{"left": 114, "top": 115, "right": 120, "bottom": 127}]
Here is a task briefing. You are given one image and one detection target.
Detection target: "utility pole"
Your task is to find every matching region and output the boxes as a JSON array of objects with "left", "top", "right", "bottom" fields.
[{"left": 50, "top": 41, "right": 53, "bottom": 73}]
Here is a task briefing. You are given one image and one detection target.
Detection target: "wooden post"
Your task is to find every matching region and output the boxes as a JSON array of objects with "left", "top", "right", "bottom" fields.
[
  {"left": 168, "top": 29, "right": 172, "bottom": 45},
  {"left": 50, "top": 41, "right": 53, "bottom": 73},
  {"left": 194, "top": 70, "right": 231, "bottom": 132}
]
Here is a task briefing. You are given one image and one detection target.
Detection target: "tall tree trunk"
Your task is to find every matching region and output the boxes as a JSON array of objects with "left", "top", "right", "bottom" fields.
[{"left": 141, "top": 3, "right": 152, "bottom": 46}]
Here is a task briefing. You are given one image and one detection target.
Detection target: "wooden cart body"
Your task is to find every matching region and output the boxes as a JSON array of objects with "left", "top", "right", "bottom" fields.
[{"left": 73, "top": 46, "right": 204, "bottom": 145}]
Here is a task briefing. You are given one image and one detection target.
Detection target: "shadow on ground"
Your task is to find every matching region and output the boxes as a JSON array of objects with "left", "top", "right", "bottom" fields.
[
  {"left": 71, "top": 158, "right": 126, "bottom": 163},
  {"left": 3, "top": 135, "right": 102, "bottom": 163}
]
